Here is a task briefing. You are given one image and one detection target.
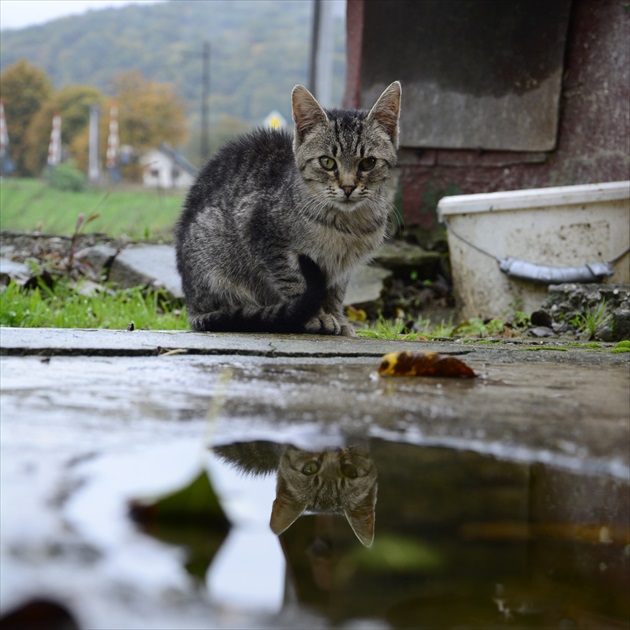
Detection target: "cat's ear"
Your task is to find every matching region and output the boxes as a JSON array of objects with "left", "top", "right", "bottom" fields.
[
  {"left": 270, "top": 482, "right": 307, "bottom": 536},
  {"left": 367, "top": 81, "right": 401, "bottom": 147},
  {"left": 292, "top": 85, "right": 329, "bottom": 144},
  {"left": 344, "top": 483, "right": 377, "bottom": 547}
]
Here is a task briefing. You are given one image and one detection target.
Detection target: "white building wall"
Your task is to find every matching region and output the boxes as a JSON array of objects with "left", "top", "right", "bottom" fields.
[{"left": 140, "top": 150, "right": 195, "bottom": 189}]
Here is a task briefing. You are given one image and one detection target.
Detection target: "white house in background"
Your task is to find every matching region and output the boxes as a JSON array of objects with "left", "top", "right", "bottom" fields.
[{"left": 139, "top": 143, "right": 198, "bottom": 189}]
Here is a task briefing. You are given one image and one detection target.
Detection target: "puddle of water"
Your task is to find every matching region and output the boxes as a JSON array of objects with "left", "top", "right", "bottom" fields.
[
  {"left": 64, "top": 437, "right": 629, "bottom": 629},
  {"left": 3, "top": 355, "right": 629, "bottom": 627}
]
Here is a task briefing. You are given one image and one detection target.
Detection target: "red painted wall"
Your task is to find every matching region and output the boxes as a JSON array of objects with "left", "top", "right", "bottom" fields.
[{"left": 344, "top": 0, "right": 630, "bottom": 230}]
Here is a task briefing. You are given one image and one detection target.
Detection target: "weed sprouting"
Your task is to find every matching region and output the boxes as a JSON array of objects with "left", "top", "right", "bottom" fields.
[
  {"left": 357, "top": 315, "right": 408, "bottom": 339},
  {"left": 570, "top": 300, "right": 607, "bottom": 338},
  {"left": 67, "top": 211, "right": 101, "bottom": 274},
  {"left": 505, "top": 299, "right": 530, "bottom": 330},
  {"left": 452, "top": 317, "right": 506, "bottom": 338}
]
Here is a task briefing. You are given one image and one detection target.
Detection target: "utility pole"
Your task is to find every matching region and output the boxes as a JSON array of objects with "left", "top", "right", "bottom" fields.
[
  {"left": 88, "top": 105, "right": 100, "bottom": 182},
  {"left": 0, "top": 99, "right": 10, "bottom": 176},
  {"left": 201, "top": 41, "right": 210, "bottom": 163},
  {"left": 308, "top": 0, "right": 334, "bottom": 107},
  {"left": 308, "top": 0, "right": 321, "bottom": 95},
  {"left": 184, "top": 41, "right": 211, "bottom": 166}
]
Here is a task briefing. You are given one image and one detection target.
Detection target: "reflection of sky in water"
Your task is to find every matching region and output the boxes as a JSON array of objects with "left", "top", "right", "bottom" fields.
[
  {"left": 64, "top": 440, "right": 287, "bottom": 614},
  {"left": 63, "top": 440, "right": 206, "bottom": 592},
  {"left": 59, "top": 435, "right": 630, "bottom": 628},
  {"left": 206, "top": 452, "right": 284, "bottom": 613}
]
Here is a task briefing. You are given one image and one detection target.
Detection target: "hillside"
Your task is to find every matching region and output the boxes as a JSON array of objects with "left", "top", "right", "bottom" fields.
[{"left": 1, "top": 0, "right": 346, "bottom": 128}]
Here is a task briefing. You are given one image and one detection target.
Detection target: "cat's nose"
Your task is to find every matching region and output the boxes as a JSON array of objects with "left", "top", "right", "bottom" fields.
[{"left": 341, "top": 185, "right": 356, "bottom": 198}]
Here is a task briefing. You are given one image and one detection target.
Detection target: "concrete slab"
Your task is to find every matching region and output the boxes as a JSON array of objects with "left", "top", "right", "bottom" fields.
[
  {"left": 344, "top": 264, "right": 392, "bottom": 306},
  {"left": 1, "top": 326, "right": 479, "bottom": 358},
  {"left": 74, "top": 244, "right": 118, "bottom": 277},
  {"left": 107, "top": 243, "right": 184, "bottom": 298},
  {"left": 1, "top": 327, "right": 628, "bottom": 628},
  {"left": 374, "top": 240, "right": 443, "bottom": 269},
  {"left": 0, "top": 257, "right": 30, "bottom": 284},
  {"left": 2, "top": 325, "right": 628, "bottom": 363}
]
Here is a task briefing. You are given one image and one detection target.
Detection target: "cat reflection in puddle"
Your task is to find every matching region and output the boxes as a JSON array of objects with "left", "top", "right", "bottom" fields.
[{"left": 213, "top": 442, "right": 377, "bottom": 547}]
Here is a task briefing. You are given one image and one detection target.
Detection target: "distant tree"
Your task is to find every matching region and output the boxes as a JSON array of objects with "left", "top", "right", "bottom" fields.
[
  {"left": 0, "top": 60, "right": 53, "bottom": 175},
  {"left": 108, "top": 71, "right": 188, "bottom": 181},
  {"left": 113, "top": 71, "right": 187, "bottom": 150},
  {"left": 66, "top": 73, "right": 188, "bottom": 181},
  {"left": 22, "top": 84, "right": 104, "bottom": 176}
]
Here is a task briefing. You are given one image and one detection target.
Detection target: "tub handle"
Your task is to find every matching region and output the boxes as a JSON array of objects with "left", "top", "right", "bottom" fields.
[{"left": 498, "top": 258, "right": 614, "bottom": 285}]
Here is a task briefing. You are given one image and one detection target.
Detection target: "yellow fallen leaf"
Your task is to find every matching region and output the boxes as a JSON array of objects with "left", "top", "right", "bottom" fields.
[
  {"left": 378, "top": 351, "right": 477, "bottom": 378},
  {"left": 346, "top": 305, "right": 367, "bottom": 322}
]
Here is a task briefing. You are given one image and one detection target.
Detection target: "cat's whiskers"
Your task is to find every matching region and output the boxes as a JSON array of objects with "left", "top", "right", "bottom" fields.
[
  {"left": 296, "top": 194, "right": 330, "bottom": 221},
  {"left": 368, "top": 189, "right": 397, "bottom": 214}
]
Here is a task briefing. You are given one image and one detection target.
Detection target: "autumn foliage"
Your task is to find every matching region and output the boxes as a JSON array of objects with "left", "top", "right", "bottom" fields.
[
  {"left": 0, "top": 61, "right": 187, "bottom": 178},
  {"left": 0, "top": 60, "right": 53, "bottom": 175}
]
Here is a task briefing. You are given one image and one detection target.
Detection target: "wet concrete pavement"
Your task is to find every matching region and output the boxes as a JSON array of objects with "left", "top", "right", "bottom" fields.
[
  {"left": 2, "top": 327, "right": 628, "bottom": 472},
  {"left": 1, "top": 327, "right": 629, "bottom": 628}
]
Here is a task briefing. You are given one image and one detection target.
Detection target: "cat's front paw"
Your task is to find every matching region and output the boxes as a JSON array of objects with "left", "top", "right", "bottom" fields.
[
  {"left": 305, "top": 311, "right": 357, "bottom": 336},
  {"left": 339, "top": 322, "right": 357, "bottom": 337},
  {"left": 305, "top": 312, "right": 342, "bottom": 335}
]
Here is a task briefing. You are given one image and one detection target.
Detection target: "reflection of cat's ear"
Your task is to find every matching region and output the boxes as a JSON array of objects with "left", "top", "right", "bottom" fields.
[
  {"left": 367, "top": 81, "right": 401, "bottom": 147},
  {"left": 344, "top": 484, "right": 378, "bottom": 547},
  {"left": 270, "top": 487, "right": 307, "bottom": 536},
  {"left": 292, "top": 85, "right": 329, "bottom": 144}
]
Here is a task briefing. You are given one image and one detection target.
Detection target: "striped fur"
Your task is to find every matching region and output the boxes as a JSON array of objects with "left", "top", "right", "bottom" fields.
[
  {"left": 175, "top": 82, "right": 401, "bottom": 335},
  {"left": 213, "top": 442, "right": 377, "bottom": 547}
]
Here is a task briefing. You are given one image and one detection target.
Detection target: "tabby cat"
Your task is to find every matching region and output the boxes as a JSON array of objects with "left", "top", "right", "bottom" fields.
[
  {"left": 213, "top": 442, "right": 378, "bottom": 547},
  {"left": 175, "top": 81, "right": 401, "bottom": 335}
]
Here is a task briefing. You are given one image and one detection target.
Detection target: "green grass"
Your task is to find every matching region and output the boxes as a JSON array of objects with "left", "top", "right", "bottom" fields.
[
  {"left": 357, "top": 316, "right": 410, "bottom": 340},
  {"left": 452, "top": 317, "right": 506, "bottom": 338},
  {"left": 357, "top": 313, "right": 515, "bottom": 341},
  {"left": 0, "top": 178, "right": 185, "bottom": 239},
  {"left": 1, "top": 277, "right": 189, "bottom": 330},
  {"left": 411, "top": 315, "right": 455, "bottom": 339},
  {"left": 356, "top": 313, "right": 516, "bottom": 341},
  {"left": 356, "top": 314, "right": 451, "bottom": 341},
  {"left": 569, "top": 300, "right": 608, "bottom": 338}
]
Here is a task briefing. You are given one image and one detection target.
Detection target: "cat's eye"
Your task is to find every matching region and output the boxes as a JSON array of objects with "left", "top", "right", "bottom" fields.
[
  {"left": 302, "top": 460, "right": 320, "bottom": 475},
  {"left": 319, "top": 156, "right": 336, "bottom": 171},
  {"left": 341, "top": 463, "right": 358, "bottom": 479},
  {"left": 358, "top": 157, "right": 377, "bottom": 172}
]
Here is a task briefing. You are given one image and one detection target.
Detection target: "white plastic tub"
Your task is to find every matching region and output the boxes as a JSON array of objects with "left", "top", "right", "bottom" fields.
[{"left": 437, "top": 181, "right": 630, "bottom": 320}]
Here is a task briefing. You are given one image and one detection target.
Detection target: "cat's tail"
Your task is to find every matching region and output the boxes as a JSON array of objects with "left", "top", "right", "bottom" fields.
[{"left": 189, "top": 255, "right": 327, "bottom": 333}]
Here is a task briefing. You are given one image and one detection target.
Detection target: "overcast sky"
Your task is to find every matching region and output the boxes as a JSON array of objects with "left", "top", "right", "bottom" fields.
[{"left": 0, "top": 0, "right": 165, "bottom": 30}]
